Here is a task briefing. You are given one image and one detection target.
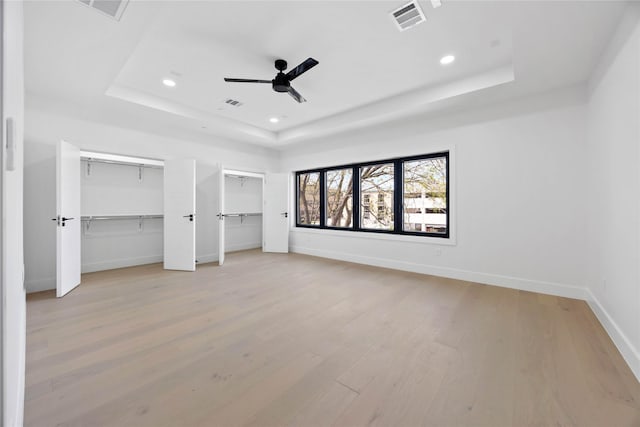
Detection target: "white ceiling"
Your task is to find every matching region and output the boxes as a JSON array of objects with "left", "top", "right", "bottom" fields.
[{"left": 24, "top": 0, "right": 627, "bottom": 148}]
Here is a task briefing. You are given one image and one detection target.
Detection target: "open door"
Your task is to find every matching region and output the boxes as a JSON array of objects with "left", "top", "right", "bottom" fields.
[
  {"left": 263, "top": 173, "right": 289, "bottom": 253},
  {"left": 56, "top": 140, "right": 81, "bottom": 297},
  {"left": 164, "top": 159, "right": 196, "bottom": 271},
  {"left": 218, "top": 166, "right": 225, "bottom": 265}
]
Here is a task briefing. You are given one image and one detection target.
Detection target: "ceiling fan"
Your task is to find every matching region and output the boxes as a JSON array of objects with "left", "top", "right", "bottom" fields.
[{"left": 224, "top": 58, "right": 319, "bottom": 103}]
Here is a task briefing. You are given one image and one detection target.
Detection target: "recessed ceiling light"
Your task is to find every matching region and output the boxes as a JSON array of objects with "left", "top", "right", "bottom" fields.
[
  {"left": 440, "top": 55, "right": 455, "bottom": 65},
  {"left": 269, "top": 117, "right": 279, "bottom": 123},
  {"left": 162, "top": 79, "right": 176, "bottom": 87}
]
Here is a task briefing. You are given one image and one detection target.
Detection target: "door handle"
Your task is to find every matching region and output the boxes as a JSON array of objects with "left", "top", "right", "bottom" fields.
[
  {"left": 281, "top": 212, "right": 288, "bottom": 218},
  {"left": 60, "top": 217, "right": 74, "bottom": 227},
  {"left": 183, "top": 214, "right": 195, "bottom": 222}
]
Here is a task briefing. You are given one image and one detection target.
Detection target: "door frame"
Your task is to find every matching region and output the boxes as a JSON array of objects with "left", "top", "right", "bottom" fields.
[{"left": 219, "top": 167, "right": 265, "bottom": 262}]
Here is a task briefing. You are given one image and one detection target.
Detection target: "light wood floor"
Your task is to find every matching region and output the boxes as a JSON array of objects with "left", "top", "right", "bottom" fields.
[{"left": 25, "top": 250, "right": 640, "bottom": 427}]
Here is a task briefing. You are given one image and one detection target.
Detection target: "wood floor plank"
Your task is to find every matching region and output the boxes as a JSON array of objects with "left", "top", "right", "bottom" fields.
[
  {"left": 24, "top": 249, "right": 640, "bottom": 426},
  {"left": 286, "top": 381, "right": 359, "bottom": 427}
]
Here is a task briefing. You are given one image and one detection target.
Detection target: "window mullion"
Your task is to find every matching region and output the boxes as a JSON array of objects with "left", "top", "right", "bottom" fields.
[
  {"left": 394, "top": 159, "right": 403, "bottom": 234},
  {"left": 295, "top": 172, "right": 301, "bottom": 226},
  {"left": 445, "top": 153, "right": 450, "bottom": 238},
  {"left": 319, "top": 170, "right": 326, "bottom": 228},
  {"left": 353, "top": 166, "right": 360, "bottom": 230}
]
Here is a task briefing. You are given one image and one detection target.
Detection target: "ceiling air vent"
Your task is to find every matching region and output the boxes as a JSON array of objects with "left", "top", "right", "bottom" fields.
[
  {"left": 224, "top": 99, "right": 243, "bottom": 107},
  {"left": 391, "top": 1, "right": 427, "bottom": 32},
  {"left": 76, "top": 0, "right": 129, "bottom": 21}
]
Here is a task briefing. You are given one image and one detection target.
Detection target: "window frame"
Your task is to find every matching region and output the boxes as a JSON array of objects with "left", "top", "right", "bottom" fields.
[
  {"left": 295, "top": 171, "right": 322, "bottom": 227},
  {"left": 295, "top": 151, "right": 450, "bottom": 239},
  {"left": 324, "top": 167, "right": 354, "bottom": 229}
]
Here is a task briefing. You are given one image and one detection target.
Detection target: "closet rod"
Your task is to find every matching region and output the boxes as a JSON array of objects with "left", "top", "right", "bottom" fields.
[
  {"left": 81, "top": 215, "right": 164, "bottom": 221},
  {"left": 81, "top": 157, "right": 163, "bottom": 169},
  {"left": 222, "top": 213, "right": 262, "bottom": 217}
]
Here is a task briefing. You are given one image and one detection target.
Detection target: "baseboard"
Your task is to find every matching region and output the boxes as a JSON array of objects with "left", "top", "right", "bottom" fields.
[
  {"left": 225, "top": 242, "right": 262, "bottom": 253},
  {"left": 290, "top": 246, "right": 588, "bottom": 300},
  {"left": 196, "top": 252, "right": 218, "bottom": 264},
  {"left": 586, "top": 289, "right": 640, "bottom": 382},
  {"left": 81, "top": 255, "right": 163, "bottom": 273},
  {"left": 25, "top": 276, "right": 55, "bottom": 293}
]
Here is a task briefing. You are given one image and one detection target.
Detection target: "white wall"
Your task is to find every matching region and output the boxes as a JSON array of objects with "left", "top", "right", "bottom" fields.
[
  {"left": 280, "top": 87, "right": 589, "bottom": 300},
  {"left": 585, "top": 6, "right": 640, "bottom": 380},
  {"left": 23, "top": 107, "right": 279, "bottom": 292},
  {"left": 224, "top": 175, "right": 263, "bottom": 252},
  {"left": 2, "top": 1, "right": 25, "bottom": 425}
]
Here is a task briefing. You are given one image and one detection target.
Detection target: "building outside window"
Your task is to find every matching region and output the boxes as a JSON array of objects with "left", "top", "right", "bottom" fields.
[{"left": 360, "top": 163, "right": 394, "bottom": 230}]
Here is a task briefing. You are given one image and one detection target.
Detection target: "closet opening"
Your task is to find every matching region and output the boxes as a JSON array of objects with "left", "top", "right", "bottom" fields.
[
  {"left": 80, "top": 151, "right": 165, "bottom": 274},
  {"left": 56, "top": 141, "right": 197, "bottom": 298},
  {"left": 218, "top": 168, "right": 264, "bottom": 266}
]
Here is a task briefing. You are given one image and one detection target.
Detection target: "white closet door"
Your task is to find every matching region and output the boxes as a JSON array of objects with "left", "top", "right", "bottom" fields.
[
  {"left": 218, "top": 166, "right": 225, "bottom": 265},
  {"left": 263, "top": 173, "right": 289, "bottom": 253},
  {"left": 164, "top": 159, "right": 196, "bottom": 271},
  {"left": 56, "top": 140, "right": 81, "bottom": 297}
]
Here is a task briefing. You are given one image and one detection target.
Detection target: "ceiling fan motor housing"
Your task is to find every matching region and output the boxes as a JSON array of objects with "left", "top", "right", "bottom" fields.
[{"left": 273, "top": 73, "right": 290, "bottom": 92}]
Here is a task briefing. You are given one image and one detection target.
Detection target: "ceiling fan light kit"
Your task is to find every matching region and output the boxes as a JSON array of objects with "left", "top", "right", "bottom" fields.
[{"left": 224, "top": 57, "right": 319, "bottom": 103}]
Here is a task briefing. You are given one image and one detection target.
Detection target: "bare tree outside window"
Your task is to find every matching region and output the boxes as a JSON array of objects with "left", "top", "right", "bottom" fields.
[
  {"left": 326, "top": 169, "right": 353, "bottom": 228},
  {"left": 360, "top": 163, "right": 394, "bottom": 230},
  {"left": 298, "top": 172, "right": 320, "bottom": 225},
  {"left": 403, "top": 157, "right": 447, "bottom": 234}
]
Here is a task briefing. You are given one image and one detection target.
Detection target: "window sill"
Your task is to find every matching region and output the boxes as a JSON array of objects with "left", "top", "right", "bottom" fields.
[{"left": 290, "top": 226, "right": 457, "bottom": 246}]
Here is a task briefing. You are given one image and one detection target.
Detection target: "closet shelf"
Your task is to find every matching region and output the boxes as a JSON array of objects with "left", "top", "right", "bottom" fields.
[
  {"left": 81, "top": 157, "right": 163, "bottom": 169},
  {"left": 81, "top": 215, "right": 164, "bottom": 221}
]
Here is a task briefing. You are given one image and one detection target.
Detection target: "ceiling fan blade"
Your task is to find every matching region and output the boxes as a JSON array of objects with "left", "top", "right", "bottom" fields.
[
  {"left": 288, "top": 86, "right": 307, "bottom": 103},
  {"left": 286, "top": 58, "right": 319, "bottom": 81},
  {"left": 224, "top": 78, "right": 272, "bottom": 83}
]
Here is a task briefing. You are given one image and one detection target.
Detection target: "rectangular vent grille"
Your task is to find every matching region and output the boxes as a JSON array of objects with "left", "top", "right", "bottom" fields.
[
  {"left": 76, "top": 0, "right": 129, "bottom": 21},
  {"left": 225, "top": 99, "right": 243, "bottom": 107},
  {"left": 391, "top": 1, "right": 426, "bottom": 32}
]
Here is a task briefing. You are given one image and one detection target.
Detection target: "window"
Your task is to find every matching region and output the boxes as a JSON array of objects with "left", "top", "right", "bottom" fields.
[
  {"left": 295, "top": 151, "right": 449, "bottom": 238},
  {"left": 297, "top": 172, "right": 320, "bottom": 226},
  {"left": 361, "top": 163, "right": 394, "bottom": 230},
  {"left": 403, "top": 157, "right": 447, "bottom": 235},
  {"left": 325, "top": 168, "right": 353, "bottom": 228}
]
